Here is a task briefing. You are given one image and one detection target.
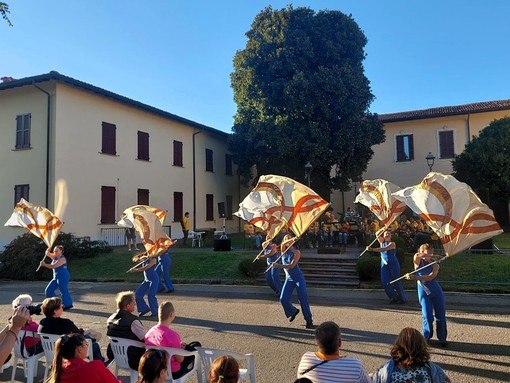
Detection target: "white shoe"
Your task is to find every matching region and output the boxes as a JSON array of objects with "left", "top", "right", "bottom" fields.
[
  {"left": 135, "top": 247, "right": 140, "bottom": 250},
  {"left": 128, "top": 248, "right": 132, "bottom": 251}
]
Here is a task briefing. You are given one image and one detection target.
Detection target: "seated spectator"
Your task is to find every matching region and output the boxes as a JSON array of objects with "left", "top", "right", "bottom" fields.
[
  {"left": 208, "top": 355, "right": 239, "bottom": 383},
  {"left": 372, "top": 327, "right": 451, "bottom": 383},
  {"left": 136, "top": 348, "right": 168, "bottom": 383},
  {"left": 0, "top": 305, "right": 30, "bottom": 365},
  {"left": 297, "top": 321, "right": 371, "bottom": 383},
  {"left": 294, "top": 379, "right": 313, "bottom": 383},
  {"left": 244, "top": 223, "right": 262, "bottom": 249},
  {"left": 11, "top": 294, "right": 43, "bottom": 356},
  {"left": 144, "top": 301, "right": 201, "bottom": 380},
  {"left": 106, "top": 291, "right": 147, "bottom": 369},
  {"left": 46, "top": 333, "right": 120, "bottom": 383},
  {"left": 39, "top": 297, "right": 104, "bottom": 361}
]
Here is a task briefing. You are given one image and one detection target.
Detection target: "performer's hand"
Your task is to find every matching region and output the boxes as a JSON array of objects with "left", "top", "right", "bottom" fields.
[
  {"left": 404, "top": 273, "right": 413, "bottom": 280},
  {"left": 366, "top": 246, "right": 371, "bottom": 252},
  {"left": 39, "top": 261, "right": 46, "bottom": 267}
]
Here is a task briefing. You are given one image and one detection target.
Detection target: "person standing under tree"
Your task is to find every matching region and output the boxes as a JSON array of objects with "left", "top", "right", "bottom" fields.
[{"left": 181, "top": 212, "right": 190, "bottom": 246}]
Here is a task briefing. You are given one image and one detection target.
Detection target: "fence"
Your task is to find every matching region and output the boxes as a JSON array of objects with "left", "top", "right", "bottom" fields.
[{"left": 100, "top": 226, "right": 172, "bottom": 247}]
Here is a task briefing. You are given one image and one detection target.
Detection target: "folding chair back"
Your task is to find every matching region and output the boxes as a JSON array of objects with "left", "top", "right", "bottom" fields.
[
  {"left": 10, "top": 330, "right": 44, "bottom": 383},
  {"left": 195, "top": 347, "right": 255, "bottom": 383},
  {"left": 108, "top": 336, "right": 144, "bottom": 383},
  {"left": 145, "top": 345, "right": 202, "bottom": 383}
]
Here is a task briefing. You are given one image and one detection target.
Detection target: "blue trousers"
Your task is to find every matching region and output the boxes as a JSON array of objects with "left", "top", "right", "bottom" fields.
[
  {"left": 45, "top": 270, "right": 73, "bottom": 307},
  {"left": 418, "top": 281, "right": 447, "bottom": 342},
  {"left": 265, "top": 266, "right": 282, "bottom": 294},
  {"left": 381, "top": 257, "right": 406, "bottom": 302},
  {"left": 280, "top": 275, "right": 312, "bottom": 323},
  {"left": 156, "top": 254, "right": 174, "bottom": 292},
  {"left": 136, "top": 273, "right": 159, "bottom": 315}
]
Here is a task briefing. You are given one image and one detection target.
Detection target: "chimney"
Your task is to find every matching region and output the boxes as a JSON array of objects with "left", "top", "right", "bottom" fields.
[{"left": 1, "top": 76, "right": 15, "bottom": 83}]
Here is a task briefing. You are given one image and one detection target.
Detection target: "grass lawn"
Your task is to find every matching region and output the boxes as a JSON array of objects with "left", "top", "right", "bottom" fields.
[{"left": 71, "top": 232, "right": 510, "bottom": 293}]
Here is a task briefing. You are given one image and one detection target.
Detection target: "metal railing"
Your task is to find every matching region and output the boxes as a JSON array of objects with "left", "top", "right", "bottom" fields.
[{"left": 100, "top": 226, "right": 172, "bottom": 247}]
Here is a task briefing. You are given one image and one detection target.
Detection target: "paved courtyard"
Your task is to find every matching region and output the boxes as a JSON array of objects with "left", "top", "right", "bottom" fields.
[{"left": 0, "top": 281, "right": 508, "bottom": 383}]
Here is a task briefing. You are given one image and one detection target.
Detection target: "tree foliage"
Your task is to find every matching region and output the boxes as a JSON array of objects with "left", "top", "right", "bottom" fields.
[
  {"left": 229, "top": 5, "right": 384, "bottom": 195},
  {"left": 0, "top": 2, "right": 12, "bottom": 26},
  {"left": 452, "top": 117, "right": 510, "bottom": 205}
]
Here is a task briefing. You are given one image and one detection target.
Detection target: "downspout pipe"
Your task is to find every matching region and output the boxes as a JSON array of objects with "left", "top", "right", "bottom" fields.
[
  {"left": 192, "top": 130, "right": 202, "bottom": 231},
  {"left": 466, "top": 113, "right": 471, "bottom": 145},
  {"left": 33, "top": 83, "right": 51, "bottom": 208}
]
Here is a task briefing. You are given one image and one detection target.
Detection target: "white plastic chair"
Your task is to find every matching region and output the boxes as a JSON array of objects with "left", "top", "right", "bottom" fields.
[
  {"left": 108, "top": 336, "right": 145, "bottom": 383},
  {"left": 38, "top": 333, "right": 94, "bottom": 381},
  {"left": 10, "top": 330, "right": 44, "bottom": 383},
  {"left": 189, "top": 231, "right": 203, "bottom": 248},
  {"left": 195, "top": 347, "right": 255, "bottom": 383},
  {"left": 145, "top": 345, "right": 202, "bottom": 383}
]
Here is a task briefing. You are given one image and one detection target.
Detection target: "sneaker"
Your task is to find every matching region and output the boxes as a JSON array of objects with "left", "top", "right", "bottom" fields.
[
  {"left": 440, "top": 341, "right": 448, "bottom": 348},
  {"left": 135, "top": 247, "right": 140, "bottom": 250},
  {"left": 128, "top": 248, "right": 132, "bottom": 251},
  {"left": 289, "top": 309, "right": 300, "bottom": 322},
  {"left": 63, "top": 305, "right": 74, "bottom": 311},
  {"left": 139, "top": 309, "right": 151, "bottom": 317},
  {"left": 306, "top": 321, "right": 315, "bottom": 329}
]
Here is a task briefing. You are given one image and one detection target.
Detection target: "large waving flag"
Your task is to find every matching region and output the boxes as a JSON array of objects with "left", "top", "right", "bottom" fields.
[
  {"left": 118, "top": 205, "right": 173, "bottom": 257},
  {"left": 5, "top": 198, "right": 63, "bottom": 247},
  {"left": 235, "top": 175, "right": 329, "bottom": 250},
  {"left": 354, "top": 179, "right": 407, "bottom": 227},
  {"left": 392, "top": 172, "right": 503, "bottom": 256}
]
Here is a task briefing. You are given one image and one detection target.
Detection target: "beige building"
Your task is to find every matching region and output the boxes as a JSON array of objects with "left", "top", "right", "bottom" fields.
[
  {"left": 0, "top": 72, "right": 244, "bottom": 248},
  {"left": 334, "top": 100, "right": 510, "bottom": 225}
]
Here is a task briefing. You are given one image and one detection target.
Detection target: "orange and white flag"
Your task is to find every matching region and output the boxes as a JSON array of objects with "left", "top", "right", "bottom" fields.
[
  {"left": 4, "top": 198, "right": 63, "bottom": 247},
  {"left": 118, "top": 205, "right": 173, "bottom": 257},
  {"left": 354, "top": 179, "right": 407, "bottom": 226},
  {"left": 235, "top": 175, "right": 329, "bottom": 245},
  {"left": 392, "top": 172, "right": 503, "bottom": 256}
]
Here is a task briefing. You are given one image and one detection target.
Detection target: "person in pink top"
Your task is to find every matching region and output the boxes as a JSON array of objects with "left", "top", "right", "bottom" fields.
[
  {"left": 11, "top": 294, "right": 43, "bottom": 355},
  {"left": 46, "top": 333, "right": 120, "bottom": 383},
  {"left": 144, "top": 301, "right": 200, "bottom": 380}
]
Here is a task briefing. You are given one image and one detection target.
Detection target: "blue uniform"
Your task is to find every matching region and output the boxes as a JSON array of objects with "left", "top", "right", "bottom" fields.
[
  {"left": 135, "top": 259, "right": 159, "bottom": 315},
  {"left": 279, "top": 248, "right": 312, "bottom": 323},
  {"left": 156, "top": 251, "right": 174, "bottom": 292},
  {"left": 264, "top": 250, "right": 282, "bottom": 294},
  {"left": 45, "top": 255, "right": 73, "bottom": 308},
  {"left": 416, "top": 259, "right": 447, "bottom": 343},
  {"left": 380, "top": 242, "right": 406, "bottom": 302}
]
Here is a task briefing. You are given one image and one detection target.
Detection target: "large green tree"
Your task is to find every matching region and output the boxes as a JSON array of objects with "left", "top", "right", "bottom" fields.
[
  {"left": 229, "top": 5, "right": 384, "bottom": 195},
  {"left": 452, "top": 117, "right": 510, "bottom": 225},
  {"left": 0, "top": 2, "right": 12, "bottom": 26}
]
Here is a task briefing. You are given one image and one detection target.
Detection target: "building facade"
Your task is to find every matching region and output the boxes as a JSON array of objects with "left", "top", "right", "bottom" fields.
[
  {"left": 0, "top": 72, "right": 244, "bottom": 248},
  {"left": 334, "top": 100, "right": 510, "bottom": 226}
]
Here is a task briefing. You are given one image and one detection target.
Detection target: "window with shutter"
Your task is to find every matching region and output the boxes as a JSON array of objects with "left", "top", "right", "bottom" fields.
[
  {"left": 137, "top": 131, "right": 150, "bottom": 161},
  {"left": 15, "top": 114, "right": 31, "bottom": 149},
  {"left": 14, "top": 184, "right": 29, "bottom": 206},
  {"left": 101, "top": 122, "right": 117, "bottom": 155},
  {"left": 226, "top": 195, "right": 233, "bottom": 220},
  {"left": 396, "top": 134, "right": 414, "bottom": 162},
  {"left": 101, "top": 186, "right": 116, "bottom": 224},
  {"left": 137, "top": 189, "right": 150, "bottom": 205},
  {"left": 205, "top": 149, "right": 214, "bottom": 172},
  {"left": 173, "top": 140, "right": 183, "bottom": 166},
  {"left": 206, "top": 194, "right": 214, "bottom": 221},
  {"left": 173, "top": 192, "right": 183, "bottom": 222},
  {"left": 439, "top": 131, "right": 455, "bottom": 159},
  {"left": 225, "top": 154, "right": 233, "bottom": 175}
]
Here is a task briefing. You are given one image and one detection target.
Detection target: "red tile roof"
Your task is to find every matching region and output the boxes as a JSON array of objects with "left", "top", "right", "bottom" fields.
[{"left": 379, "top": 99, "right": 510, "bottom": 123}]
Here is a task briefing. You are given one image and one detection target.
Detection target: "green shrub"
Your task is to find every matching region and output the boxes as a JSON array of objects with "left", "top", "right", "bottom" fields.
[
  {"left": 238, "top": 258, "right": 266, "bottom": 277},
  {"left": 0, "top": 232, "right": 113, "bottom": 280},
  {"left": 356, "top": 255, "right": 380, "bottom": 281}
]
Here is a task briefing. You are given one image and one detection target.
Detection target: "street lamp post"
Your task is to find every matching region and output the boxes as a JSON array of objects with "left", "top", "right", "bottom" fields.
[
  {"left": 425, "top": 152, "right": 436, "bottom": 172},
  {"left": 304, "top": 162, "right": 313, "bottom": 187}
]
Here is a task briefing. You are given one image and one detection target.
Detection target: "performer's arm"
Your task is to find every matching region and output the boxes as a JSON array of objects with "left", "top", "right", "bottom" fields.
[
  {"left": 40, "top": 256, "right": 67, "bottom": 269},
  {"left": 276, "top": 250, "right": 301, "bottom": 269},
  {"left": 406, "top": 263, "right": 439, "bottom": 281},
  {"left": 367, "top": 241, "right": 395, "bottom": 253}
]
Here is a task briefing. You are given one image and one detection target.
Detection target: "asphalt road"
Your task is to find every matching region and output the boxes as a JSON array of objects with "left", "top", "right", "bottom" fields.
[{"left": 0, "top": 281, "right": 508, "bottom": 383}]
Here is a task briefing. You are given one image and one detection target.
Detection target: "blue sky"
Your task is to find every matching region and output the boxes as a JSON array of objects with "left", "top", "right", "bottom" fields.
[{"left": 2, "top": 1, "right": 510, "bottom": 133}]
